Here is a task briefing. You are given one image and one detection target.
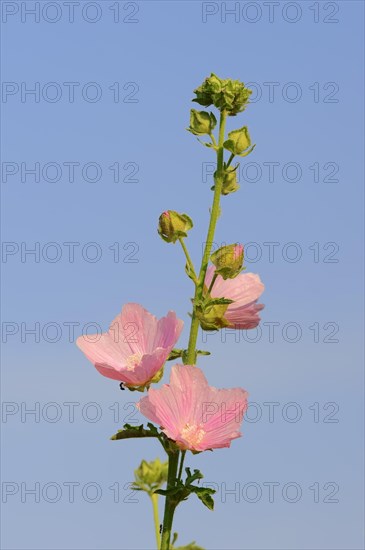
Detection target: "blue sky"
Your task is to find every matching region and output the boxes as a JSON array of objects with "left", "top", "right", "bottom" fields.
[{"left": 1, "top": 1, "right": 364, "bottom": 549}]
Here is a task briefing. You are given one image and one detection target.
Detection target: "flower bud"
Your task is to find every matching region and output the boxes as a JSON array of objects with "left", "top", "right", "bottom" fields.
[
  {"left": 188, "top": 109, "right": 217, "bottom": 136},
  {"left": 211, "top": 244, "right": 244, "bottom": 279},
  {"left": 133, "top": 458, "right": 168, "bottom": 493},
  {"left": 196, "top": 298, "right": 232, "bottom": 331},
  {"left": 224, "top": 126, "right": 252, "bottom": 155},
  {"left": 158, "top": 210, "right": 193, "bottom": 243},
  {"left": 212, "top": 167, "right": 239, "bottom": 196},
  {"left": 193, "top": 73, "right": 252, "bottom": 116},
  {"left": 222, "top": 167, "right": 240, "bottom": 195}
]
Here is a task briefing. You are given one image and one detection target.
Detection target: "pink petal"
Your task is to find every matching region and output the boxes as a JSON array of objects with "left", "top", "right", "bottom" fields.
[
  {"left": 199, "top": 387, "right": 248, "bottom": 450},
  {"left": 205, "top": 267, "right": 265, "bottom": 329},
  {"left": 154, "top": 311, "right": 184, "bottom": 351},
  {"left": 209, "top": 268, "right": 264, "bottom": 306},
  {"left": 137, "top": 365, "right": 248, "bottom": 452},
  {"left": 225, "top": 302, "right": 264, "bottom": 329},
  {"left": 118, "top": 303, "right": 158, "bottom": 355},
  {"left": 77, "top": 304, "right": 183, "bottom": 386}
]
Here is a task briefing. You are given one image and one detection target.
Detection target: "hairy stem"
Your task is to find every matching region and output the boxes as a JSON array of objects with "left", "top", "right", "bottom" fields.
[
  {"left": 160, "top": 451, "right": 179, "bottom": 550},
  {"left": 161, "top": 111, "right": 227, "bottom": 548},
  {"left": 184, "top": 110, "right": 227, "bottom": 365}
]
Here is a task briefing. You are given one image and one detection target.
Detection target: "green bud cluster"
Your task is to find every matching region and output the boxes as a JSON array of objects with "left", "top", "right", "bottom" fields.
[
  {"left": 193, "top": 73, "right": 252, "bottom": 116},
  {"left": 133, "top": 458, "right": 168, "bottom": 494}
]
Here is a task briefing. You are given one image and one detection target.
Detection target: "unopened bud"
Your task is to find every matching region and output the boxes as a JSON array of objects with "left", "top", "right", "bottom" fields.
[
  {"left": 188, "top": 109, "right": 217, "bottom": 136},
  {"left": 211, "top": 244, "right": 244, "bottom": 279},
  {"left": 133, "top": 458, "right": 168, "bottom": 493},
  {"left": 224, "top": 126, "right": 253, "bottom": 155},
  {"left": 222, "top": 167, "right": 240, "bottom": 195},
  {"left": 158, "top": 210, "right": 193, "bottom": 243}
]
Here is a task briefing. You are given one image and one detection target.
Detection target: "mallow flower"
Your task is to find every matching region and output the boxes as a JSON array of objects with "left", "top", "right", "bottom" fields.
[
  {"left": 137, "top": 364, "right": 248, "bottom": 452},
  {"left": 76, "top": 303, "right": 183, "bottom": 389},
  {"left": 204, "top": 266, "right": 264, "bottom": 330}
]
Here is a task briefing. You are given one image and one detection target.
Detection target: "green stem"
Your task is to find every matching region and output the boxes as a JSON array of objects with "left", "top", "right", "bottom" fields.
[
  {"left": 184, "top": 110, "right": 227, "bottom": 365},
  {"left": 150, "top": 493, "right": 161, "bottom": 549},
  {"left": 209, "top": 133, "right": 217, "bottom": 147},
  {"left": 179, "top": 237, "right": 197, "bottom": 283},
  {"left": 226, "top": 152, "right": 235, "bottom": 168},
  {"left": 160, "top": 451, "right": 180, "bottom": 550},
  {"left": 177, "top": 450, "right": 186, "bottom": 482},
  {"left": 207, "top": 272, "right": 218, "bottom": 295},
  {"left": 160, "top": 111, "right": 227, "bottom": 547}
]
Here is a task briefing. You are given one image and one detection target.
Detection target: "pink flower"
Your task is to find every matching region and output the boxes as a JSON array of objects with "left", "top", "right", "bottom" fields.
[
  {"left": 137, "top": 365, "right": 248, "bottom": 451},
  {"left": 205, "top": 265, "right": 264, "bottom": 329},
  {"left": 76, "top": 303, "right": 183, "bottom": 388}
]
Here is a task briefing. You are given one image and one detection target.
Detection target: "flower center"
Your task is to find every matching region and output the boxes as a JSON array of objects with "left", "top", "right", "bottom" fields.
[
  {"left": 180, "top": 423, "right": 206, "bottom": 448},
  {"left": 125, "top": 353, "right": 142, "bottom": 371}
]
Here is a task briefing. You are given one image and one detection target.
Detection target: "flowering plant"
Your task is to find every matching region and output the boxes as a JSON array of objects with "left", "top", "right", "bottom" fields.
[{"left": 77, "top": 73, "right": 264, "bottom": 550}]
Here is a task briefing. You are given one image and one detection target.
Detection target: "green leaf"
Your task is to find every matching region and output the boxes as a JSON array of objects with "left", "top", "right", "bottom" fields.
[
  {"left": 110, "top": 423, "right": 160, "bottom": 441},
  {"left": 156, "top": 482, "right": 190, "bottom": 504},
  {"left": 154, "top": 486, "right": 182, "bottom": 497},
  {"left": 167, "top": 348, "right": 184, "bottom": 361},
  {"left": 194, "top": 489, "right": 215, "bottom": 511},
  {"left": 189, "top": 486, "right": 215, "bottom": 511},
  {"left": 185, "top": 468, "right": 203, "bottom": 485},
  {"left": 196, "top": 349, "right": 211, "bottom": 356}
]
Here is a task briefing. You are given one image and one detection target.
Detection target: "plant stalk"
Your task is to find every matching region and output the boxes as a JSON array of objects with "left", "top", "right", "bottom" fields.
[
  {"left": 151, "top": 493, "right": 161, "bottom": 549},
  {"left": 184, "top": 110, "right": 227, "bottom": 364},
  {"left": 160, "top": 451, "right": 179, "bottom": 550}
]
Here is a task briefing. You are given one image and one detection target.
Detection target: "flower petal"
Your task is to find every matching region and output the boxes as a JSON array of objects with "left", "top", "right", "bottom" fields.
[{"left": 137, "top": 365, "right": 248, "bottom": 451}]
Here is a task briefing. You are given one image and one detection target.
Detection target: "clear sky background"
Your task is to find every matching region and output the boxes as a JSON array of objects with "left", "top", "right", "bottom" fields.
[{"left": 1, "top": 1, "right": 364, "bottom": 549}]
